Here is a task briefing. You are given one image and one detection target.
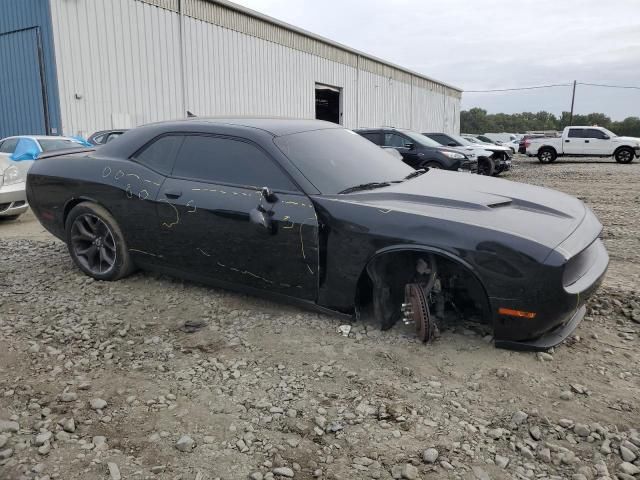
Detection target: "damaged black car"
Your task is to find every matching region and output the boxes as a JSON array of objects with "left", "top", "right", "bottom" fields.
[{"left": 26, "top": 119, "right": 609, "bottom": 351}]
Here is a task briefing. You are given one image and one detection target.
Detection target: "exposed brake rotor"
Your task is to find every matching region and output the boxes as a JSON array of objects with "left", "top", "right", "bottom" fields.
[{"left": 402, "top": 283, "right": 435, "bottom": 343}]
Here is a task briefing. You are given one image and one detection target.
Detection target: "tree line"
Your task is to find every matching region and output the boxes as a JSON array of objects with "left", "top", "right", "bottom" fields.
[{"left": 461, "top": 108, "right": 640, "bottom": 137}]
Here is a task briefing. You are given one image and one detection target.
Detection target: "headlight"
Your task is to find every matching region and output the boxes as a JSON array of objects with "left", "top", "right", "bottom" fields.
[
  {"left": 1, "top": 165, "right": 25, "bottom": 186},
  {"left": 441, "top": 151, "right": 465, "bottom": 159}
]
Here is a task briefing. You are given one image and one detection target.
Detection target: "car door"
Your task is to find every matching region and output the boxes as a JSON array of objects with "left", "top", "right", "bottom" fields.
[
  {"left": 563, "top": 128, "right": 585, "bottom": 154},
  {"left": 583, "top": 128, "right": 611, "bottom": 155},
  {"left": 383, "top": 132, "right": 419, "bottom": 166},
  {"left": 156, "top": 133, "right": 319, "bottom": 301}
]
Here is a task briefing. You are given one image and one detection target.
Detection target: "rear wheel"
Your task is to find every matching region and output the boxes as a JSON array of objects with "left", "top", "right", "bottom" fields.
[
  {"left": 615, "top": 147, "right": 634, "bottom": 164},
  {"left": 65, "top": 203, "right": 134, "bottom": 281},
  {"left": 538, "top": 148, "right": 557, "bottom": 164},
  {"left": 424, "top": 161, "right": 443, "bottom": 170},
  {"left": 478, "top": 157, "right": 495, "bottom": 176}
]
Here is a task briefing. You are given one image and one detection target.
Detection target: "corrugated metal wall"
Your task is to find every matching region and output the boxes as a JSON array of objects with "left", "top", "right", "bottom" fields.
[
  {"left": 48, "top": 0, "right": 461, "bottom": 136},
  {"left": 0, "top": 0, "right": 61, "bottom": 138}
]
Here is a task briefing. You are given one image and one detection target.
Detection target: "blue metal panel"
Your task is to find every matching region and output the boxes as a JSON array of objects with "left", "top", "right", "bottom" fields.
[{"left": 0, "top": 0, "right": 61, "bottom": 138}]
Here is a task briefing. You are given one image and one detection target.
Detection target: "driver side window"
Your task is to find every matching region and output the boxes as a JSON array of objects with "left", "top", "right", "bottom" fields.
[{"left": 384, "top": 133, "right": 410, "bottom": 148}]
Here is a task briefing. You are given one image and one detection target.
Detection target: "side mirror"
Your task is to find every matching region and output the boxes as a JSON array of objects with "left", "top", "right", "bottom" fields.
[
  {"left": 261, "top": 186, "right": 277, "bottom": 203},
  {"left": 602, "top": 135, "right": 610, "bottom": 140},
  {"left": 448, "top": 142, "right": 457, "bottom": 147},
  {"left": 404, "top": 142, "right": 415, "bottom": 150}
]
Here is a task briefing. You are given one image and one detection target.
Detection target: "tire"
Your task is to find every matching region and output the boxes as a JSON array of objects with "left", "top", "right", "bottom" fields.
[
  {"left": 614, "top": 147, "right": 634, "bottom": 164},
  {"left": 478, "top": 157, "right": 495, "bottom": 176},
  {"left": 538, "top": 148, "right": 557, "bottom": 164},
  {"left": 424, "top": 161, "right": 443, "bottom": 170},
  {"left": 65, "top": 202, "right": 135, "bottom": 281}
]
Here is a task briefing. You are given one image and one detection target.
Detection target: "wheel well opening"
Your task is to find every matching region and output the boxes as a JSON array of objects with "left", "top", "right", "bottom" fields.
[
  {"left": 63, "top": 199, "right": 87, "bottom": 226},
  {"left": 355, "top": 250, "right": 492, "bottom": 338}
]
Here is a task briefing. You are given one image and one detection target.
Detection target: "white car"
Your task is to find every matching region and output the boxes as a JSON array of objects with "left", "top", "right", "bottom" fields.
[
  {"left": 0, "top": 135, "right": 89, "bottom": 220},
  {"left": 525, "top": 126, "right": 640, "bottom": 163}
]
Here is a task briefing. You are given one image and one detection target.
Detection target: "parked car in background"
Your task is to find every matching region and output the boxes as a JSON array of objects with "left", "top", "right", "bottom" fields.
[
  {"left": 519, "top": 134, "right": 545, "bottom": 154},
  {"left": 88, "top": 129, "right": 129, "bottom": 145},
  {"left": 0, "top": 135, "right": 90, "bottom": 161},
  {"left": 526, "top": 126, "right": 640, "bottom": 163},
  {"left": 483, "top": 132, "right": 517, "bottom": 144},
  {"left": 423, "top": 132, "right": 512, "bottom": 176},
  {"left": 26, "top": 118, "right": 609, "bottom": 351},
  {"left": 0, "top": 155, "right": 32, "bottom": 219},
  {"left": 356, "top": 128, "right": 477, "bottom": 173},
  {"left": 0, "top": 135, "right": 90, "bottom": 220}
]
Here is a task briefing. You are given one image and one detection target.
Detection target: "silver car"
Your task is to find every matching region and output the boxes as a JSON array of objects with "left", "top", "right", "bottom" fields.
[{"left": 0, "top": 135, "right": 89, "bottom": 220}]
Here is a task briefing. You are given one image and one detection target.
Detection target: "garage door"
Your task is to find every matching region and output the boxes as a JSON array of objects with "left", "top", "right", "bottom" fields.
[{"left": 0, "top": 28, "right": 48, "bottom": 138}]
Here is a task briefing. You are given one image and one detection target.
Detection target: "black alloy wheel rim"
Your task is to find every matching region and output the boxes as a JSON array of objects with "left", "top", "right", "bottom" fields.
[
  {"left": 618, "top": 150, "right": 631, "bottom": 162},
  {"left": 70, "top": 214, "right": 117, "bottom": 274}
]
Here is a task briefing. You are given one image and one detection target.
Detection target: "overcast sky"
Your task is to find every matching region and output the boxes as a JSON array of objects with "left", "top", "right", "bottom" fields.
[{"left": 233, "top": 0, "right": 640, "bottom": 120}]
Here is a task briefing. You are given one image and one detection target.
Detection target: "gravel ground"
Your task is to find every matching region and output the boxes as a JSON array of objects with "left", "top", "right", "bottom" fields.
[{"left": 0, "top": 155, "right": 639, "bottom": 480}]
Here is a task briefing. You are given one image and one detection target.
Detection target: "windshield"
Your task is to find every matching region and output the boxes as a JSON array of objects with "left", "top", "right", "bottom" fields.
[
  {"left": 38, "top": 138, "right": 82, "bottom": 152},
  {"left": 274, "top": 128, "right": 414, "bottom": 194},
  {"left": 601, "top": 128, "right": 617, "bottom": 138},
  {"left": 449, "top": 135, "right": 474, "bottom": 146},
  {"left": 398, "top": 130, "right": 443, "bottom": 148}
]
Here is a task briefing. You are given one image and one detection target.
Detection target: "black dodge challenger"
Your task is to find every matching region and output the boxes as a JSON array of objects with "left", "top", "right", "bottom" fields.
[{"left": 26, "top": 119, "right": 609, "bottom": 351}]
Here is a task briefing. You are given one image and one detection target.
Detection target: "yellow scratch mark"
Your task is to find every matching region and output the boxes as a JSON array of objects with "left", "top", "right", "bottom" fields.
[
  {"left": 283, "top": 216, "right": 295, "bottom": 229},
  {"left": 192, "top": 188, "right": 201, "bottom": 191},
  {"left": 378, "top": 208, "right": 392, "bottom": 214},
  {"left": 160, "top": 199, "right": 180, "bottom": 228},
  {"left": 216, "top": 262, "right": 275, "bottom": 285},
  {"left": 102, "top": 167, "right": 112, "bottom": 178},
  {"left": 114, "top": 170, "right": 125, "bottom": 180},
  {"left": 186, "top": 200, "right": 197, "bottom": 213},
  {"left": 198, "top": 248, "right": 211, "bottom": 257},
  {"left": 138, "top": 189, "right": 150, "bottom": 200},
  {"left": 125, "top": 184, "right": 133, "bottom": 199},
  {"left": 299, "top": 217, "right": 318, "bottom": 276},
  {"left": 126, "top": 173, "right": 140, "bottom": 180},
  {"left": 143, "top": 179, "right": 161, "bottom": 186}
]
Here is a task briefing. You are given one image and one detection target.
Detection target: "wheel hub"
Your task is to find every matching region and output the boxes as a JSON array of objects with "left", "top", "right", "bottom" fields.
[{"left": 401, "top": 283, "right": 436, "bottom": 343}]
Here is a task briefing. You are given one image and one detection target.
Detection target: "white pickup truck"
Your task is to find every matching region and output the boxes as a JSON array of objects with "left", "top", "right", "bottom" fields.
[{"left": 526, "top": 126, "right": 640, "bottom": 164}]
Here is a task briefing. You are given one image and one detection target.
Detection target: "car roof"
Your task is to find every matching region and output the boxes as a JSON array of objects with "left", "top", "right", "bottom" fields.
[{"left": 140, "top": 117, "right": 343, "bottom": 137}]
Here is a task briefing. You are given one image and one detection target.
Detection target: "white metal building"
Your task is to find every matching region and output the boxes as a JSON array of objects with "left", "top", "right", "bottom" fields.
[{"left": 1, "top": 0, "right": 462, "bottom": 138}]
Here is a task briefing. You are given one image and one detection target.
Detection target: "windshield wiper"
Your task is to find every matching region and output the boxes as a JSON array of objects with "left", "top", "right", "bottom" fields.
[
  {"left": 403, "top": 169, "right": 427, "bottom": 180},
  {"left": 338, "top": 182, "right": 391, "bottom": 194}
]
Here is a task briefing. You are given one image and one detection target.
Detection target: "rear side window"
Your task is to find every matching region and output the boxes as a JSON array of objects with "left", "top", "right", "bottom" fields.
[
  {"left": 133, "top": 135, "right": 184, "bottom": 175},
  {"left": 568, "top": 129, "right": 584, "bottom": 138},
  {"left": 172, "top": 135, "right": 297, "bottom": 191},
  {"left": 0, "top": 138, "right": 18, "bottom": 153}
]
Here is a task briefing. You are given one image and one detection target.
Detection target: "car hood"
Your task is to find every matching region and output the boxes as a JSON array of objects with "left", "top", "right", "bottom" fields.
[
  {"left": 450, "top": 145, "right": 493, "bottom": 157},
  {"left": 614, "top": 136, "right": 640, "bottom": 145},
  {"left": 317, "top": 170, "right": 588, "bottom": 261}
]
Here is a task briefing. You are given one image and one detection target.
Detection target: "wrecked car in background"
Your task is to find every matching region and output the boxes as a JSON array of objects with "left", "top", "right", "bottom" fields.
[{"left": 26, "top": 118, "right": 608, "bottom": 351}]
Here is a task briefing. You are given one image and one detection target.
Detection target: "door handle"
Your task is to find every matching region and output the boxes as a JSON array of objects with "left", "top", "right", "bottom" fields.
[
  {"left": 164, "top": 190, "right": 182, "bottom": 199},
  {"left": 585, "top": 140, "right": 590, "bottom": 143},
  {"left": 565, "top": 140, "right": 570, "bottom": 143}
]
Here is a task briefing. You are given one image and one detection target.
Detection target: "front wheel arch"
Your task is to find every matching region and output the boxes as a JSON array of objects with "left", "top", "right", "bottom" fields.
[{"left": 355, "top": 246, "right": 493, "bottom": 331}]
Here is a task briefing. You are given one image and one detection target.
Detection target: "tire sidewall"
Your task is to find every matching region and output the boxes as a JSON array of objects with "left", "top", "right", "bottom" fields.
[
  {"left": 538, "top": 148, "right": 556, "bottom": 164},
  {"left": 65, "top": 203, "right": 132, "bottom": 281}
]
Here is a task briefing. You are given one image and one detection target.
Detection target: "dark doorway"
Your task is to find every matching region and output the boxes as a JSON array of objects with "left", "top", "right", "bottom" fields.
[{"left": 315, "top": 84, "right": 342, "bottom": 124}]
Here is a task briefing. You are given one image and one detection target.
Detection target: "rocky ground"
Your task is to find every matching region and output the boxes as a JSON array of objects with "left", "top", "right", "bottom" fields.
[{"left": 0, "top": 156, "right": 639, "bottom": 480}]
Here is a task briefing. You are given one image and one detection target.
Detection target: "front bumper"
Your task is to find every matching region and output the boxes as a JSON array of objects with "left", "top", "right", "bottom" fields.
[
  {"left": 492, "top": 238, "right": 608, "bottom": 351},
  {"left": 0, "top": 181, "right": 29, "bottom": 217}
]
